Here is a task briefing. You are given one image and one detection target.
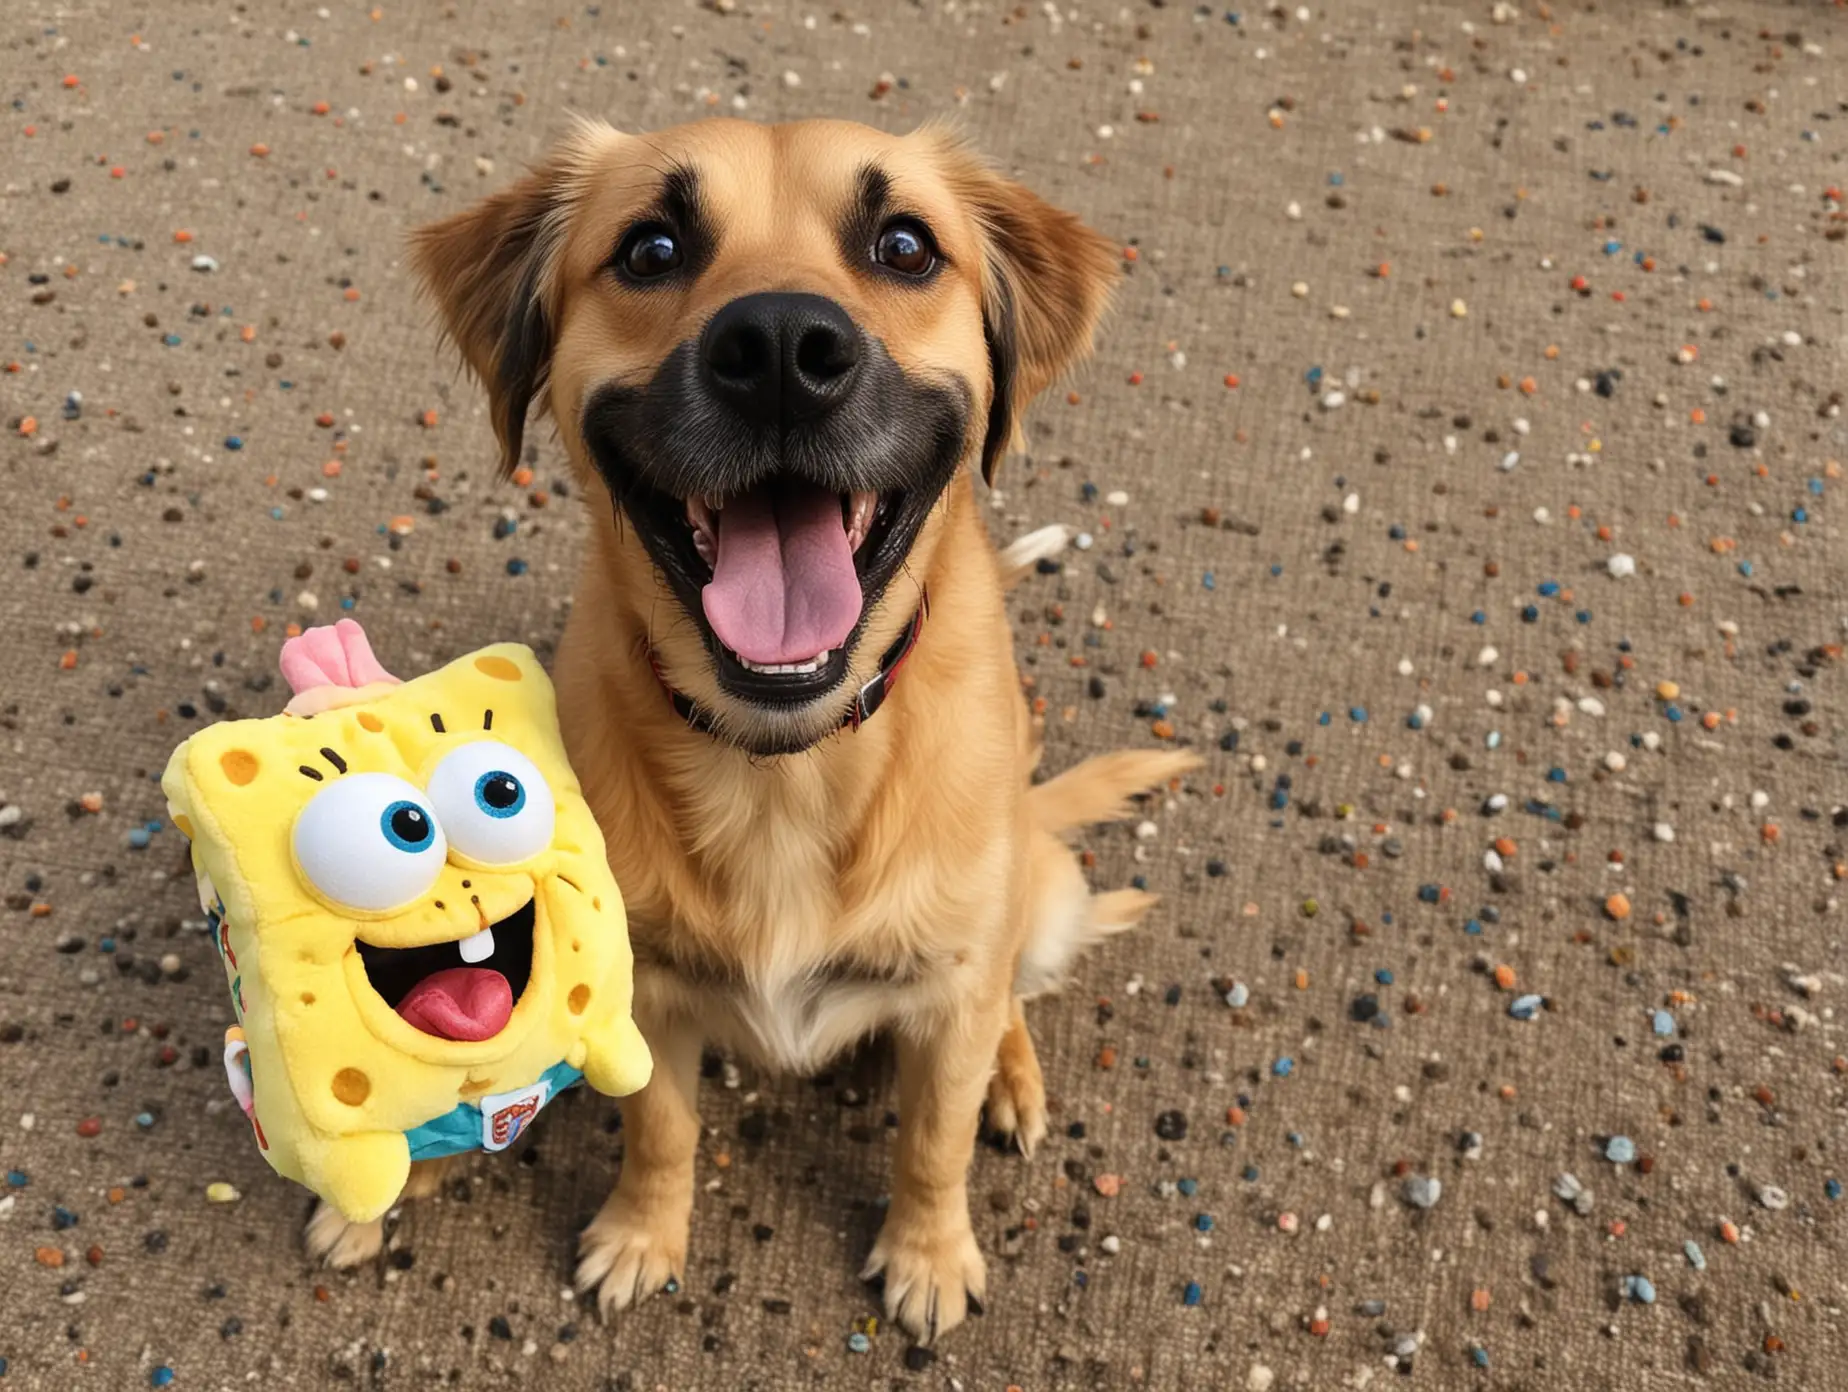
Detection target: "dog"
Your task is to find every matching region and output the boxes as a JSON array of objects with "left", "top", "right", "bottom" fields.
[{"left": 305, "top": 116, "right": 1193, "bottom": 1342}]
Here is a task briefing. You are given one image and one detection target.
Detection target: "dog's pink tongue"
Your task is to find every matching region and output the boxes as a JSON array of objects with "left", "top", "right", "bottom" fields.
[
  {"left": 703, "top": 485, "right": 862, "bottom": 665},
  {"left": 396, "top": 968, "right": 513, "bottom": 1042}
]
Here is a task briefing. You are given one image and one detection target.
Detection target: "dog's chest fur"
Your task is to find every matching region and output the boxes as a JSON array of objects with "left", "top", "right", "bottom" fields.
[{"left": 619, "top": 747, "right": 995, "bottom": 1076}]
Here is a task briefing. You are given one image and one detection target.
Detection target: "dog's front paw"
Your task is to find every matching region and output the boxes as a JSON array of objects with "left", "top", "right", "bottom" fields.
[
  {"left": 575, "top": 1192, "right": 687, "bottom": 1319},
  {"left": 863, "top": 1209, "right": 987, "bottom": 1343},
  {"left": 304, "top": 1201, "right": 384, "bottom": 1268}
]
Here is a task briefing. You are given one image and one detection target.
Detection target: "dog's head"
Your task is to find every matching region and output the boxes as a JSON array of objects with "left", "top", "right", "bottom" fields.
[{"left": 412, "top": 118, "right": 1116, "bottom": 753}]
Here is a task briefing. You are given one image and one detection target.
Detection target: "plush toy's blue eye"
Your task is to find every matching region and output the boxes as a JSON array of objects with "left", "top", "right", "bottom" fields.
[
  {"left": 294, "top": 773, "right": 448, "bottom": 913},
  {"left": 426, "top": 741, "right": 554, "bottom": 867},
  {"left": 382, "top": 800, "right": 439, "bottom": 851},
  {"left": 474, "top": 773, "right": 525, "bottom": 819}
]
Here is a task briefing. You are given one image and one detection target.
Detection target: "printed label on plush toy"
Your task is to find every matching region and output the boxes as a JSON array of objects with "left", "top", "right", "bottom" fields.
[{"left": 479, "top": 1079, "right": 550, "bottom": 1152}]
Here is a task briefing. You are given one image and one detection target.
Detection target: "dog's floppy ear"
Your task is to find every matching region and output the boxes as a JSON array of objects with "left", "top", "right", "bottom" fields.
[
  {"left": 410, "top": 160, "right": 573, "bottom": 477},
  {"left": 935, "top": 135, "right": 1120, "bottom": 484}
]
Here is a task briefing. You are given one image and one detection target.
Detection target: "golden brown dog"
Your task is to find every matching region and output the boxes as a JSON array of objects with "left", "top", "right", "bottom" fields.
[{"left": 306, "top": 116, "right": 1192, "bottom": 1341}]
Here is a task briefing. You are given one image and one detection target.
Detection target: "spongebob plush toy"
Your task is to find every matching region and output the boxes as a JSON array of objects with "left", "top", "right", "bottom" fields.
[{"left": 163, "top": 621, "right": 652, "bottom": 1223}]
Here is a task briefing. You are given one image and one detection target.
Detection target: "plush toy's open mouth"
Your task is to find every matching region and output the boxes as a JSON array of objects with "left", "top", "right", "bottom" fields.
[{"left": 356, "top": 898, "right": 536, "bottom": 1042}]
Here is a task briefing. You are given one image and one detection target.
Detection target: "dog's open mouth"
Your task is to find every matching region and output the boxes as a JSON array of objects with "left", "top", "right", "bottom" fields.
[
  {"left": 578, "top": 334, "right": 969, "bottom": 713},
  {"left": 623, "top": 471, "right": 911, "bottom": 701},
  {"left": 356, "top": 898, "right": 536, "bottom": 1042}
]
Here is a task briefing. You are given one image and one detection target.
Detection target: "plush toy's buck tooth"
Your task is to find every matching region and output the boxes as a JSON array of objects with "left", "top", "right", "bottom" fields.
[{"left": 458, "top": 926, "right": 495, "bottom": 964}]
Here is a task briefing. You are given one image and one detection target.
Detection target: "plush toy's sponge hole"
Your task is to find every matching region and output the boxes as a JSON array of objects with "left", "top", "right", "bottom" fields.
[
  {"left": 220, "top": 749, "right": 260, "bottom": 785},
  {"left": 474, "top": 655, "right": 523, "bottom": 682},
  {"left": 568, "top": 984, "right": 590, "bottom": 1016},
  {"left": 331, "top": 1068, "right": 371, "bottom": 1106},
  {"left": 172, "top": 813, "right": 193, "bottom": 838},
  {"left": 356, "top": 711, "right": 384, "bottom": 733}
]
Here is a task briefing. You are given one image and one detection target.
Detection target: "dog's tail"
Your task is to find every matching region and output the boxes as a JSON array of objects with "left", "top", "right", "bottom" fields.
[
  {"left": 1014, "top": 748, "right": 1198, "bottom": 998},
  {"left": 998, "top": 524, "right": 1074, "bottom": 589},
  {"left": 1028, "top": 748, "right": 1198, "bottom": 836}
]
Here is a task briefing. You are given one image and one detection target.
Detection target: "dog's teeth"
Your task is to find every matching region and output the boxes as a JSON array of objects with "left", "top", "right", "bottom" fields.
[
  {"left": 686, "top": 495, "right": 719, "bottom": 565},
  {"left": 736, "top": 651, "right": 827, "bottom": 676},
  {"left": 844, "top": 490, "right": 879, "bottom": 554},
  {"left": 458, "top": 926, "right": 495, "bottom": 964}
]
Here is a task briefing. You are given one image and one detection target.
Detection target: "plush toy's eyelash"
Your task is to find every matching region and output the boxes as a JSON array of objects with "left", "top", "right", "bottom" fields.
[
  {"left": 298, "top": 765, "right": 325, "bottom": 782},
  {"left": 430, "top": 713, "right": 447, "bottom": 734},
  {"left": 319, "top": 747, "right": 348, "bottom": 774},
  {"left": 483, "top": 709, "right": 494, "bottom": 731}
]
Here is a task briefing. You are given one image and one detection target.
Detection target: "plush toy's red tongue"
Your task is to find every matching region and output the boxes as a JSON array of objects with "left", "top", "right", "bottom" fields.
[
  {"left": 702, "top": 483, "right": 862, "bottom": 665},
  {"left": 395, "top": 968, "right": 512, "bottom": 1042}
]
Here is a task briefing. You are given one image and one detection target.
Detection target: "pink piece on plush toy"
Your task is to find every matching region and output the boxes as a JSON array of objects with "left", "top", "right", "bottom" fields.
[{"left": 280, "top": 619, "right": 400, "bottom": 695}]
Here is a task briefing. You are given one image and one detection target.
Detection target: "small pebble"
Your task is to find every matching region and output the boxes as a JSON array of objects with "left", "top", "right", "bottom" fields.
[
  {"left": 1403, "top": 1175, "right": 1442, "bottom": 1210},
  {"left": 1508, "top": 994, "right": 1544, "bottom": 1021}
]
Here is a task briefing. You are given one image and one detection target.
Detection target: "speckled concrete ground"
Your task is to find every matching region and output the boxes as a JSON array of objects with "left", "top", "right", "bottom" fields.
[{"left": 3, "top": 2, "right": 1846, "bottom": 1388}]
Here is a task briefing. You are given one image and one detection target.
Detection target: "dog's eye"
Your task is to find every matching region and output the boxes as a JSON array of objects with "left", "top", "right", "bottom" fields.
[
  {"left": 874, "top": 221, "right": 935, "bottom": 277},
  {"left": 617, "top": 224, "right": 683, "bottom": 281}
]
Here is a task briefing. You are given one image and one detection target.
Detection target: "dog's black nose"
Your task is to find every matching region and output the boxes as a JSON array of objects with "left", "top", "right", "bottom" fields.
[{"left": 701, "top": 292, "right": 863, "bottom": 430}]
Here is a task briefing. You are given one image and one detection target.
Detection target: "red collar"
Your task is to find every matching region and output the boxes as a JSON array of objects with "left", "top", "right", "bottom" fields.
[{"left": 648, "top": 591, "right": 928, "bottom": 741}]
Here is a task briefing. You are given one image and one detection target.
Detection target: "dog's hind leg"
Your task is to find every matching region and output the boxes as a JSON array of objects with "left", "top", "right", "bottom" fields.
[{"left": 984, "top": 997, "right": 1047, "bottom": 1156}]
